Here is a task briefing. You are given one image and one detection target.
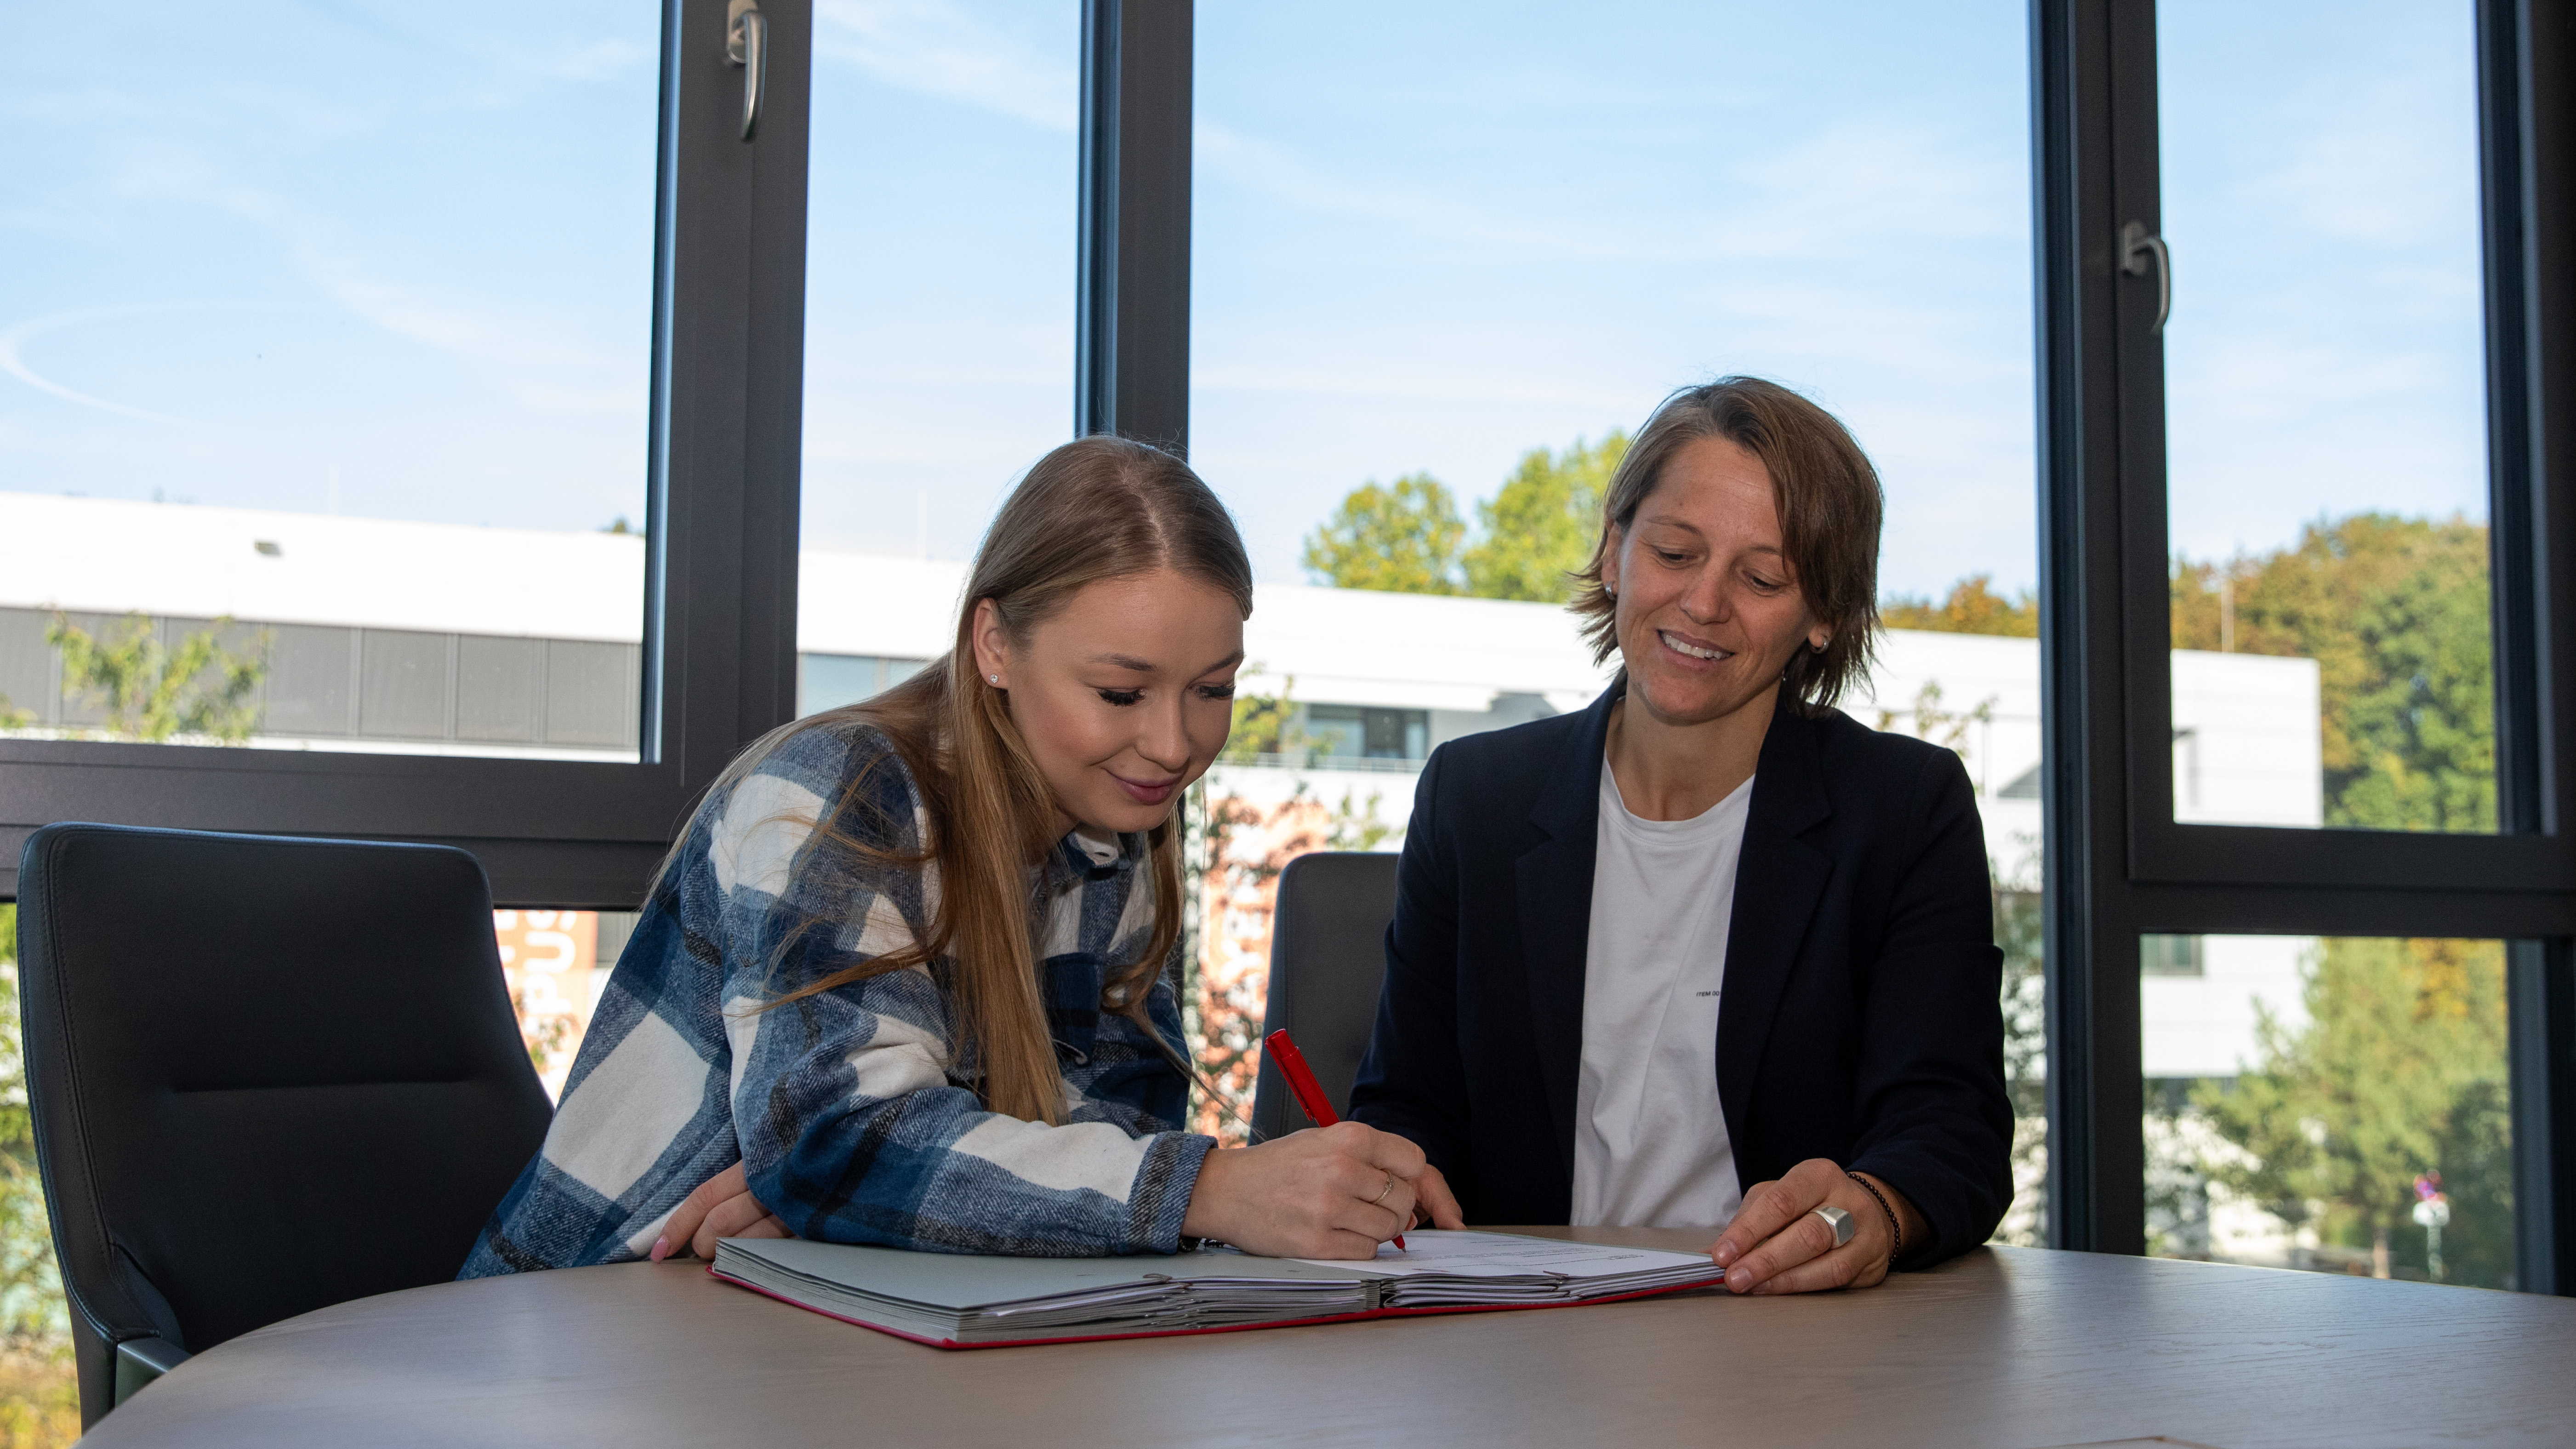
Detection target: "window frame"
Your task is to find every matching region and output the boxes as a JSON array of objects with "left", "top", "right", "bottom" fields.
[
  {"left": 0, "top": 0, "right": 813, "bottom": 908},
  {"left": 1079, "top": 0, "right": 1194, "bottom": 451},
  {"left": 2035, "top": 0, "right": 2576, "bottom": 1289},
  {"left": 0, "top": 0, "right": 1199, "bottom": 907},
  {"left": 26, "top": 0, "right": 2553, "bottom": 1290}
]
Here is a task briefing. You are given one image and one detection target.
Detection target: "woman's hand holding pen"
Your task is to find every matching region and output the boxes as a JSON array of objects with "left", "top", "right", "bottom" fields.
[
  {"left": 1181, "top": 1121, "right": 1466, "bottom": 1260},
  {"left": 1706, "top": 1158, "right": 1927, "bottom": 1295}
]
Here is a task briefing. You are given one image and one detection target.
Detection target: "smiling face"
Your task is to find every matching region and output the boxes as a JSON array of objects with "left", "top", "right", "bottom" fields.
[
  {"left": 972, "top": 568, "right": 1244, "bottom": 839},
  {"left": 1600, "top": 433, "right": 1829, "bottom": 730}
]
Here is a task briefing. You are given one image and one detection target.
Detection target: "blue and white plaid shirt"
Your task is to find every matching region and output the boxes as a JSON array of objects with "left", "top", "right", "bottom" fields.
[{"left": 461, "top": 719, "right": 1213, "bottom": 1276}]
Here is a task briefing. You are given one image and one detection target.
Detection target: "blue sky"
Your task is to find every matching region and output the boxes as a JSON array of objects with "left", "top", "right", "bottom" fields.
[
  {"left": 0, "top": 0, "right": 2486, "bottom": 605},
  {"left": 2158, "top": 0, "right": 2488, "bottom": 563},
  {"left": 0, "top": 0, "right": 661, "bottom": 532}
]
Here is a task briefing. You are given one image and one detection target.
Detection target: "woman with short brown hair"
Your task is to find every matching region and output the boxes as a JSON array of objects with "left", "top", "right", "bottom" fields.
[{"left": 1350, "top": 376, "right": 2011, "bottom": 1293}]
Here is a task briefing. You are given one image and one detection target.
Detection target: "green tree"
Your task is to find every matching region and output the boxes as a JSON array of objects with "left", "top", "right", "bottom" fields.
[
  {"left": 0, "top": 907, "right": 59, "bottom": 1337},
  {"left": 1325, "top": 789, "right": 1395, "bottom": 852},
  {"left": 47, "top": 613, "right": 269, "bottom": 744},
  {"left": 1872, "top": 679, "right": 1997, "bottom": 753},
  {"left": 0, "top": 903, "right": 79, "bottom": 1443},
  {"left": 1300, "top": 474, "right": 1465, "bottom": 595},
  {"left": 1899, "top": 513, "right": 2496, "bottom": 829},
  {"left": 2193, "top": 937, "right": 2511, "bottom": 1285},
  {"left": 1992, "top": 884, "right": 2047, "bottom": 1244},
  {"left": 1871, "top": 676, "right": 2045, "bottom": 1244},
  {"left": 1219, "top": 671, "right": 1311, "bottom": 764},
  {"left": 2170, "top": 514, "right": 2494, "bottom": 832},
  {"left": 1459, "top": 433, "right": 1629, "bottom": 602},
  {"left": 1881, "top": 574, "right": 2038, "bottom": 638},
  {"left": 1900, "top": 519, "right": 2507, "bottom": 1275}
]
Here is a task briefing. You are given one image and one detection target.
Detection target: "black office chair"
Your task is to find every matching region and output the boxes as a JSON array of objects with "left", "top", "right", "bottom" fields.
[
  {"left": 14, "top": 823, "right": 553, "bottom": 1427},
  {"left": 1249, "top": 851, "right": 1401, "bottom": 1141}
]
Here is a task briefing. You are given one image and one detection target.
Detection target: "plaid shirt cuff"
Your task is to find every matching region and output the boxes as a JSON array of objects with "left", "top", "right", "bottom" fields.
[{"left": 1129, "top": 1131, "right": 1218, "bottom": 1254}]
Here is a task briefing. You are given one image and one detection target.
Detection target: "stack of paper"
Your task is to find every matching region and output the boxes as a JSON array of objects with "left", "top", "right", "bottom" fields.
[
  {"left": 1301, "top": 1232, "right": 1732, "bottom": 1309},
  {"left": 712, "top": 1230, "right": 1723, "bottom": 1348}
]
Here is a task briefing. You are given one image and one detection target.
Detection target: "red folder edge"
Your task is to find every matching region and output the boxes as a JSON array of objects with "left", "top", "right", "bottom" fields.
[{"left": 707, "top": 1262, "right": 1729, "bottom": 1350}]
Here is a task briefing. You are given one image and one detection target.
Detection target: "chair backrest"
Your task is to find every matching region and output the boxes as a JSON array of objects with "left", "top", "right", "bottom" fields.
[
  {"left": 1249, "top": 851, "right": 1400, "bottom": 1141},
  {"left": 15, "top": 823, "right": 553, "bottom": 1423}
]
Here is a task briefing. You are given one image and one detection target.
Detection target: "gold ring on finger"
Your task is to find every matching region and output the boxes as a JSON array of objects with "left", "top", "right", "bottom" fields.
[{"left": 1372, "top": 1172, "right": 1397, "bottom": 1207}]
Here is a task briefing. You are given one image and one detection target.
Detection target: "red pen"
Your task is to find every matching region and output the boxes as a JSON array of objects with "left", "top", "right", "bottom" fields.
[{"left": 1265, "top": 1028, "right": 1405, "bottom": 1249}]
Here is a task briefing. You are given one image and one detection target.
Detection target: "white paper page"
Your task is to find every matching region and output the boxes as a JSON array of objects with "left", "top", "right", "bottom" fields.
[{"left": 1288, "top": 1230, "right": 1716, "bottom": 1279}]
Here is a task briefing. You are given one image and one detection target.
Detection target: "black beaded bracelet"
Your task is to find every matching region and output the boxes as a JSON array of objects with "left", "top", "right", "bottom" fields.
[{"left": 1847, "top": 1171, "right": 1903, "bottom": 1268}]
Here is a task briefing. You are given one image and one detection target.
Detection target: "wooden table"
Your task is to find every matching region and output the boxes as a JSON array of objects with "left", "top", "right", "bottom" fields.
[{"left": 80, "top": 1228, "right": 2576, "bottom": 1448}]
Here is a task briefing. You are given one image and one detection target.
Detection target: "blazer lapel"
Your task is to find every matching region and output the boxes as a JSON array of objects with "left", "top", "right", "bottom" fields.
[
  {"left": 1715, "top": 693, "right": 1835, "bottom": 1152},
  {"left": 1515, "top": 682, "right": 1622, "bottom": 1183}
]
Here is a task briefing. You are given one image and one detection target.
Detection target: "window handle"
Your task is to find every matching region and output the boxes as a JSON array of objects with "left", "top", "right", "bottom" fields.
[
  {"left": 2120, "top": 220, "right": 2171, "bottom": 335},
  {"left": 725, "top": 0, "right": 767, "bottom": 143}
]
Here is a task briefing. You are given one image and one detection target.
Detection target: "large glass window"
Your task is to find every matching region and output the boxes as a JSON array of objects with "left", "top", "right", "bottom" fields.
[
  {"left": 2040, "top": 0, "right": 2576, "bottom": 1274},
  {"left": 2157, "top": 0, "right": 2495, "bottom": 833},
  {"left": 797, "top": 0, "right": 1077, "bottom": 686},
  {"left": 0, "top": 7, "right": 813, "bottom": 1417},
  {"left": 0, "top": 2, "right": 659, "bottom": 759},
  {"left": 1186, "top": 2, "right": 2043, "bottom": 1204},
  {"left": 499, "top": 908, "right": 639, "bottom": 1101},
  {"left": 2143, "top": 934, "right": 2514, "bottom": 1289}
]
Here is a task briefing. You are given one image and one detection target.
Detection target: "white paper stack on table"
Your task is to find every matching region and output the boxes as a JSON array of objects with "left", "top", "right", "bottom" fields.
[{"left": 710, "top": 1229, "right": 1725, "bottom": 1348}]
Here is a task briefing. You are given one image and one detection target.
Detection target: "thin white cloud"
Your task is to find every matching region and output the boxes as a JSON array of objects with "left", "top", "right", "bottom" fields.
[
  {"left": 1195, "top": 110, "right": 2023, "bottom": 271},
  {"left": 96, "top": 145, "right": 642, "bottom": 419},
  {"left": 0, "top": 308, "right": 214, "bottom": 426},
  {"left": 1191, "top": 358, "right": 1640, "bottom": 414},
  {"left": 544, "top": 37, "right": 654, "bottom": 84},
  {"left": 1195, "top": 121, "right": 1488, "bottom": 235},
  {"left": 1723, "top": 121, "right": 2026, "bottom": 252},
  {"left": 814, "top": 0, "right": 1076, "bottom": 130}
]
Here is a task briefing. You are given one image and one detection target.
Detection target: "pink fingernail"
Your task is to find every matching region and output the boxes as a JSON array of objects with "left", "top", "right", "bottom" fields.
[{"left": 650, "top": 1235, "right": 669, "bottom": 1262}]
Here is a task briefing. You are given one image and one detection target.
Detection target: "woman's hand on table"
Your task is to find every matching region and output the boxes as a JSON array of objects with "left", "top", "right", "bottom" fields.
[
  {"left": 1181, "top": 1121, "right": 1465, "bottom": 1259},
  {"left": 651, "top": 1160, "right": 792, "bottom": 1261},
  {"left": 1706, "top": 1158, "right": 1926, "bottom": 1295}
]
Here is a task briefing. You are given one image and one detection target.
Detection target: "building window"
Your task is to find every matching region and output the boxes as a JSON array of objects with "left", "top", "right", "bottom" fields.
[
  {"left": 798, "top": 654, "right": 929, "bottom": 716},
  {"left": 2141, "top": 934, "right": 2206, "bottom": 978},
  {"left": 0, "top": 606, "right": 639, "bottom": 756},
  {"left": 1302, "top": 705, "right": 1428, "bottom": 764}
]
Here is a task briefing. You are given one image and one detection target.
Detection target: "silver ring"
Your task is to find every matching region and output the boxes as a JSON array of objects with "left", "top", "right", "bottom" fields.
[
  {"left": 1812, "top": 1204, "right": 1855, "bottom": 1248},
  {"left": 1372, "top": 1172, "right": 1396, "bottom": 1207}
]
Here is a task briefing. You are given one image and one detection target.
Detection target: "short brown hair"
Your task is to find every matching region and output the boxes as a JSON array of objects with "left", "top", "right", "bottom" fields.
[{"left": 1571, "top": 377, "right": 1883, "bottom": 713}]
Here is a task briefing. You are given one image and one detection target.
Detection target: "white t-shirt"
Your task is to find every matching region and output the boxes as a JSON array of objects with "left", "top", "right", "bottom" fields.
[{"left": 1570, "top": 761, "right": 1755, "bottom": 1229}]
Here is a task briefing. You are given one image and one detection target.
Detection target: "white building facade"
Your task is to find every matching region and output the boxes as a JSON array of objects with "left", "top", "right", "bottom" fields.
[{"left": 2, "top": 491, "right": 2321, "bottom": 1100}]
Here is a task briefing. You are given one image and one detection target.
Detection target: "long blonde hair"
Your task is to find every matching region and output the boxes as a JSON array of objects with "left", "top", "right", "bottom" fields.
[{"left": 675, "top": 436, "right": 1252, "bottom": 1125}]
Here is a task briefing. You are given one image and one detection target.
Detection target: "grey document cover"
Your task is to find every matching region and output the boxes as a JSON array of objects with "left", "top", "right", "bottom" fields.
[{"left": 711, "top": 1230, "right": 1725, "bottom": 1347}]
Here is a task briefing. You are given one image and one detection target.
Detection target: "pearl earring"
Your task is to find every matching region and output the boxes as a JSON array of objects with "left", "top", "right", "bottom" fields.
[{"left": 988, "top": 674, "right": 1002, "bottom": 686}]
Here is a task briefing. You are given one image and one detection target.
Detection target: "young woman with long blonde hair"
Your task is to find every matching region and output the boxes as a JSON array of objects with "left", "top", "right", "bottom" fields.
[{"left": 464, "top": 437, "right": 1457, "bottom": 1273}]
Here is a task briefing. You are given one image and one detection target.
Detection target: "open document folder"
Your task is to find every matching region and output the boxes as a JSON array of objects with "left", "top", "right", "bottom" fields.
[{"left": 709, "top": 1230, "right": 1727, "bottom": 1348}]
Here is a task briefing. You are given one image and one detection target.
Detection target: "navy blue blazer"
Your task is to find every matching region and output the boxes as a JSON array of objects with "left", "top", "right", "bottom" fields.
[{"left": 1348, "top": 681, "right": 2012, "bottom": 1266}]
